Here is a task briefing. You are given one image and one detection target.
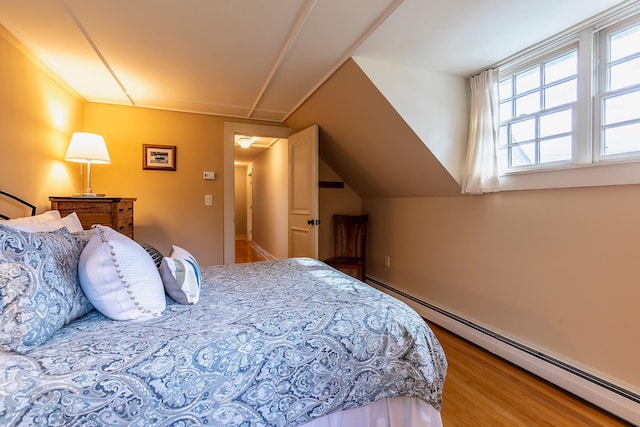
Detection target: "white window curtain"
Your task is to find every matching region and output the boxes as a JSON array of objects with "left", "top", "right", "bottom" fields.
[{"left": 461, "top": 69, "right": 500, "bottom": 194}]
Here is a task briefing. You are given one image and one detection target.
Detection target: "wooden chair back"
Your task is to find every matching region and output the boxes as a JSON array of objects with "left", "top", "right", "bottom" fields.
[
  {"left": 324, "top": 214, "right": 368, "bottom": 281},
  {"left": 333, "top": 214, "right": 368, "bottom": 259}
]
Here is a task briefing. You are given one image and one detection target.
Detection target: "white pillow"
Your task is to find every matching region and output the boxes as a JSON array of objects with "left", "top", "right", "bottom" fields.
[
  {"left": 59, "top": 212, "right": 84, "bottom": 233},
  {"left": 0, "top": 210, "right": 83, "bottom": 233},
  {"left": 1, "top": 210, "right": 61, "bottom": 230},
  {"left": 160, "top": 245, "right": 202, "bottom": 305},
  {"left": 78, "top": 225, "right": 166, "bottom": 320}
]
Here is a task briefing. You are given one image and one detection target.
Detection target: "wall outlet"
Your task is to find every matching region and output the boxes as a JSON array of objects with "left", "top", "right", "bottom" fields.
[{"left": 384, "top": 256, "right": 391, "bottom": 268}]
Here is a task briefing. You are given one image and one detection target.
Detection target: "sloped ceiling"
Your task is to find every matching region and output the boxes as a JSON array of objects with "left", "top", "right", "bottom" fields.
[{"left": 286, "top": 59, "right": 461, "bottom": 198}]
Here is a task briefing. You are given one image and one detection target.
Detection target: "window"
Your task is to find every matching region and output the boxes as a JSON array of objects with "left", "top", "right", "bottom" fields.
[
  {"left": 497, "top": 9, "right": 640, "bottom": 177},
  {"left": 597, "top": 19, "right": 640, "bottom": 159},
  {"left": 499, "top": 50, "right": 577, "bottom": 171}
]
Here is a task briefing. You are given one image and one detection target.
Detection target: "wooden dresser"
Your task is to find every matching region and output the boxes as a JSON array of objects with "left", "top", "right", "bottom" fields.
[{"left": 49, "top": 196, "right": 137, "bottom": 239}]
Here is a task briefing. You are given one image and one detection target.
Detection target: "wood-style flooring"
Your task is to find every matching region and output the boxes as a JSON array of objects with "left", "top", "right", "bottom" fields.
[
  {"left": 429, "top": 322, "right": 631, "bottom": 426},
  {"left": 235, "top": 239, "right": 267, "bottom": 263},
  {"left": 234, "top": 242, "right": 631, "bottom": 426}
]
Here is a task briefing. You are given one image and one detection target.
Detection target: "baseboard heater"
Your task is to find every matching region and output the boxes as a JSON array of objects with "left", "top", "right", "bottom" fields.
[{"left": 366, "top": 276, "right": 640, "bottom": 426}]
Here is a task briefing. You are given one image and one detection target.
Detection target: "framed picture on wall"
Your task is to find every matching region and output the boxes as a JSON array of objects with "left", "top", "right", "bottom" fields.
[{"left": 143, "top": 144, "right": 176, "bottom": 171}]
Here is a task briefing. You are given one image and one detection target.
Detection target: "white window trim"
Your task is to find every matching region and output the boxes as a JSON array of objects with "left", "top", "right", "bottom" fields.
[
  {"left": 500, "top": 159, "right": 640, "bottom": 191},
  {"left": 575, "top": 28, "right": 593, "bottom": 165},
  {"left": 594, "top": 13, "right": 640, "bottom": 162},
  {"left": 495, "top": 1, "right": 640, "bottom": 192}
]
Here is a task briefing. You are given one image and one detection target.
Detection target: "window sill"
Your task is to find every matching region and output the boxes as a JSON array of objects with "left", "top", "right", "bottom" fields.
[{"left": 499, "top": 159, "right": 640, "bottom": 191}]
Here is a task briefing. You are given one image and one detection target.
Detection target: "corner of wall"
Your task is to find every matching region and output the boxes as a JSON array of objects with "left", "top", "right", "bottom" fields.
[{"left": 352, "top": 56, "right": 468, "bottom": 184}]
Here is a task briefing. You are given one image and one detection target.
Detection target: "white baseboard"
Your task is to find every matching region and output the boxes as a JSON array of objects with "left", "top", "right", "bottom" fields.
[
  {"left": 251, "top": 242, "right": 277, "bottom": 260},
  {"left": 367, "top": 277, "right": 639, "bottom": 426}
]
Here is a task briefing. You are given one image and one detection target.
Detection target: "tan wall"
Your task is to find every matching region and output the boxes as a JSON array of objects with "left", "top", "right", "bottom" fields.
[
  {"left": 83, "top": 103, "right": 225, "bottom": 264},
  {"left": 83, "top": 103, "right": 278, "bottom": 265},
  {"left": 234, "top": 165, "right": 248, "bottom": 238},
  {"left": 0, "top": 28, "right": 83, "bottom": 214},
  {"left": 318, "top": 159, "right": 362, "bottom": 260},
  {"left": 364, "top": 185, "right": 640, "bottom": 390},
  {"left": 249, "top": 138, "right": 289, "bottom": 259}
]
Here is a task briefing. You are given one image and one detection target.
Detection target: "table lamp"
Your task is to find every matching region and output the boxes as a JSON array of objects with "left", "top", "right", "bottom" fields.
[{"left": 64, "top": 132, "right": 111, "bottom": 197}]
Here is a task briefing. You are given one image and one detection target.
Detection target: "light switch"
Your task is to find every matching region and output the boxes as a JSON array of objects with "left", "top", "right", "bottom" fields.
[
  {"left": 205, "top": 195, "right": 213, "bottom": 206},
  {"left": 203, "top": 171, "right": 216, "bottom": 180}
]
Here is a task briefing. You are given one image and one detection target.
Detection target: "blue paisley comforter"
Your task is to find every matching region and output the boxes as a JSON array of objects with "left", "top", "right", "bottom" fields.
[{"left": 0, "top": 258, "right": 447, "bottom": 426}]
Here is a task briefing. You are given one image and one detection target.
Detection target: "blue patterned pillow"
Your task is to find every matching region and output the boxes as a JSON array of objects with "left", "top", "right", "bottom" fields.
[
  {"left": 71, "top": 229, "right": 95, "bottom": 248},
  {"left": 0, "top": 225, "right": 93, "bottom": 353}
]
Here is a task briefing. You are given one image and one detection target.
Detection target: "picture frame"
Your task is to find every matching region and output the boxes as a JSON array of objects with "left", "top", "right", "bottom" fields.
[{"left": 143, "top": 144, "right": 176, "bottom": 171}]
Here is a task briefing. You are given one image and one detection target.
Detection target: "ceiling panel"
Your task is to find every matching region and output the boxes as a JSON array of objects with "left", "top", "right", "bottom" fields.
[{"left": 67, "top": 0, "right": 306, "bottom": 108}]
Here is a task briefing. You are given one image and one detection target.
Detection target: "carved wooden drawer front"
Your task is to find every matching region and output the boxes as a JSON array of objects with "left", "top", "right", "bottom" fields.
[
  {"left": 116, "top": 215, "right": 134, "bottom": 237},
  {"left": 49, "top": 196, "right": 137, "bottom": 239}
]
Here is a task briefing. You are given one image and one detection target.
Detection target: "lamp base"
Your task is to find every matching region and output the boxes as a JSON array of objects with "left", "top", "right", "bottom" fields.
[{"left": 71, "top": 193, "right": 106, "bottom": 198}]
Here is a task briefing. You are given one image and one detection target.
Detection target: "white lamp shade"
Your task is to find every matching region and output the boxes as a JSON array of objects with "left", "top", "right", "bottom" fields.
[{"left": 65, "top": 132, "right": 111, "bottom": 164}]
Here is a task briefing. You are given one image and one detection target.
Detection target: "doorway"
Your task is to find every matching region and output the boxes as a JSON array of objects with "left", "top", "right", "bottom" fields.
[
  {"left": 224, "top": 122, "right": 293, "bottom": 264},
  {"left": 233, "top": 141, "right": 277, "bottom": 261}
]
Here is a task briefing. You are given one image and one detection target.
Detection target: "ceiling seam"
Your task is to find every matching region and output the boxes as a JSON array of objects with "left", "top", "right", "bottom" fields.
[
  {"left": 247, "top": 0, "right": 317, "bottom": 121},
  {"left": 282, "top": 0, "right": 405, "bottom": 122},
  {"left": 61, "top": 0, "right": 135, "bottom": 106}
]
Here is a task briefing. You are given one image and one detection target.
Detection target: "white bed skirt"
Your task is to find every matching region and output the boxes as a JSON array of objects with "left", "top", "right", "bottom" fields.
[{"left": 299, "top": 397, "right": 443, "bottom": 427}]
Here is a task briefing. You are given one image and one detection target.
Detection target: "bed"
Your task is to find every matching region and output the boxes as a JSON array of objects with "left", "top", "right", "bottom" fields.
[{"left": 0, "top": 191, "right": 447, "bottom": 426}]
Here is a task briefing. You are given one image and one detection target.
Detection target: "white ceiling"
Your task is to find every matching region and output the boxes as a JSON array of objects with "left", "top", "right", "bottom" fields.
[
  {"left": 356, "top": 0, "right": 630, "bottom": 76},
  {"left": 0, "top": 0, "right": 628, "bottom": 125}
]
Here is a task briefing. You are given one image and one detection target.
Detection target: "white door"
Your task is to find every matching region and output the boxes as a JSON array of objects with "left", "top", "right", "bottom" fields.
[{"left": 288, "top": 124, "right": 319, "bottom": 259}]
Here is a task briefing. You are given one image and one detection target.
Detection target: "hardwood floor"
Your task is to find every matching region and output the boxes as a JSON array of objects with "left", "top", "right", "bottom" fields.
[
  {"left": 428, "top": 322, "right": 632, "bottom": 426},
  {"left": 235, "top": 239, "right": 267, "bottom": 263}
]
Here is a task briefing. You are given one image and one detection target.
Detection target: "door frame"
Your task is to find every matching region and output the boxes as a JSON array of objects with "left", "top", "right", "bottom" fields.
[
  {"left": 247, "top": 167, "right": 253, "bottom": 242},
  {"left": 224, "top": 122, "right": 293, "bottom": 264}
]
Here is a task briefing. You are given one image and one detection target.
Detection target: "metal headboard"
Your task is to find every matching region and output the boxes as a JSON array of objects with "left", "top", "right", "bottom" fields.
[{"left": 0, "top": 190, "right": 37, "bottom": 220}]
